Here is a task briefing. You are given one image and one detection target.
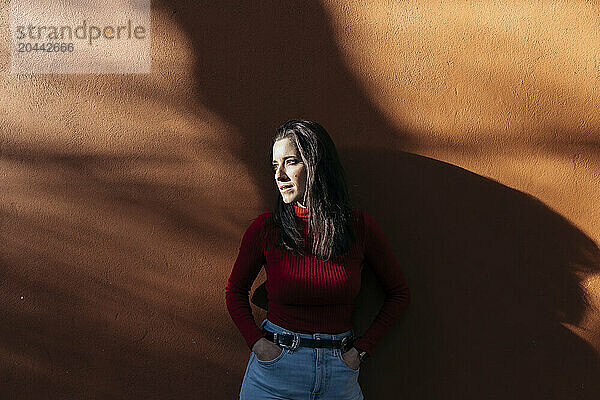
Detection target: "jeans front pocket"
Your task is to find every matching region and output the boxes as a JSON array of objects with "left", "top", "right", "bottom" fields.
[
  {"left": 337, "top": 349, "right": 360, "bottom": 372},
  {"left": 252, "top": 346, "right": 287, "bottom": 366}
]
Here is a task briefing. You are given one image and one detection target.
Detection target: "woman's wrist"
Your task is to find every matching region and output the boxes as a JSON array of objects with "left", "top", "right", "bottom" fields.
[{"left": 353, "top": 346, "right": 369, "bottom": 362}]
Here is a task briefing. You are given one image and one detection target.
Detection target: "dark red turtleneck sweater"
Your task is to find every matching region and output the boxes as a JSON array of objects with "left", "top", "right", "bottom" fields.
[{"left": 225, "top": 203, "right": 410, "bottom": 355}]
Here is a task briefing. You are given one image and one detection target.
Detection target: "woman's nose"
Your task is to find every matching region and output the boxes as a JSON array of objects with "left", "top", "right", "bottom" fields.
[{"left": 275, "top": 165, "right": 288, "bottom": 181}]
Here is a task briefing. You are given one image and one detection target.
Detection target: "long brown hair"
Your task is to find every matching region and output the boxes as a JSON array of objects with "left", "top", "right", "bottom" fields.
[{"left": 270, "top": 119, "right": 355, "bottom": 261}]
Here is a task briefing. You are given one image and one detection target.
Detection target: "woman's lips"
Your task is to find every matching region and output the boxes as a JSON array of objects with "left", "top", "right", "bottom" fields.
[{"left": 280, "top": 186, "right": 293, "bottom": 192}]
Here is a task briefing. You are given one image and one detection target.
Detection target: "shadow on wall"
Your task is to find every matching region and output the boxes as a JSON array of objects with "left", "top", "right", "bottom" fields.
[
  {"left": 0, "top": 150, "right": 240, "bottom": 399},
  {"left": 344, "top": 149, "right": 600, "bottom": 399},
  {"left": 0, "top": 1, "right": 598, "bottom": 399}
]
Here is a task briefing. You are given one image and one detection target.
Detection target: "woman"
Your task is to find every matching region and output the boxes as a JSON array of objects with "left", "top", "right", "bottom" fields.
[{"left": 225, "top": 119, "right": 410, "bottom": 399}]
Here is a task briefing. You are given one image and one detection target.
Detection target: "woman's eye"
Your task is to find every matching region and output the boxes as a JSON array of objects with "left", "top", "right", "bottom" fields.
[{"left": 272, "top": 159, "right": 299, "bottom": 172}]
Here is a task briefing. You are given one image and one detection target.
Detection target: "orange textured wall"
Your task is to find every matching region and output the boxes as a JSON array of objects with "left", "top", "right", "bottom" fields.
[{"left": 1, "top": 1, "right": 599, "bottom": 398}]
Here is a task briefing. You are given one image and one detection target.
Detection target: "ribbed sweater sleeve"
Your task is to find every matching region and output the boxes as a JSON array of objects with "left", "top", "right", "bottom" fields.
[
  {"left": 224, "top": 214, "right": 267, "bottom": 350},
  {"left": 352, "top": 211, "right": 411, "bottom": 355}
]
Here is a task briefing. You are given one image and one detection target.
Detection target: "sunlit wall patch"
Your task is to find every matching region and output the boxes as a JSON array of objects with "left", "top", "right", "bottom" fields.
[{"left": 10, "top": 0, "right": 151, "bottom": 74}]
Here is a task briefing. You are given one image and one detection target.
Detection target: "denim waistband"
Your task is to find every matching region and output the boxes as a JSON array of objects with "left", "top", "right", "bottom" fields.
[{"left": 260, "top": 319, "right": 354, "bottom": 340}]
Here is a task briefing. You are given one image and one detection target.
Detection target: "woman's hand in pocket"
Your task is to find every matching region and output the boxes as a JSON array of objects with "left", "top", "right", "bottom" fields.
[
  {"left": 341, "top": 347, "right": 360, "bottom": 370},
  {"left": 252, "top": 338, "right": 283, "bottom": 361}
]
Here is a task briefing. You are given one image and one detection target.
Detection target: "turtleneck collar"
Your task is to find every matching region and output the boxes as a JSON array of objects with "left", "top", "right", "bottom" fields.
[{"left": 292, "top": 202, "right": 309, "bottom": 219}]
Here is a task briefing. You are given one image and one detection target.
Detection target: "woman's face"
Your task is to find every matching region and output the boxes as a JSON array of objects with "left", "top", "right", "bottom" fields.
[{"left": 272, "top": 137, "right": 307, "bottom": 205}]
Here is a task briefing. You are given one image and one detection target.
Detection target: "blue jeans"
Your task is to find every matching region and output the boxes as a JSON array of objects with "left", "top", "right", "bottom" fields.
[{"left": 240, "top": 319, "right": 364, "bottom": 400}]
